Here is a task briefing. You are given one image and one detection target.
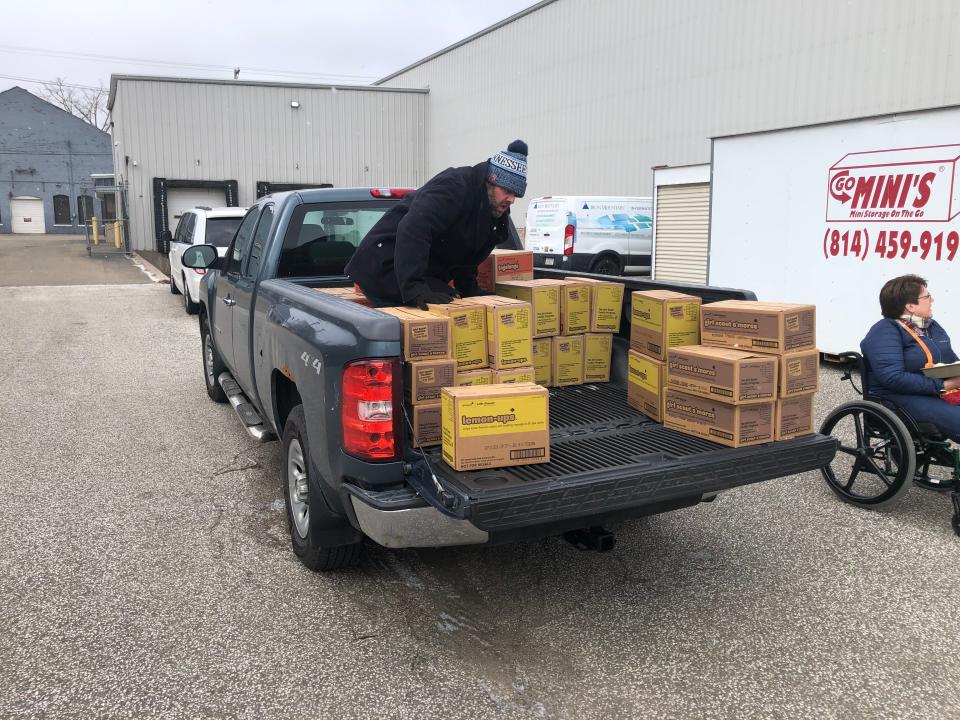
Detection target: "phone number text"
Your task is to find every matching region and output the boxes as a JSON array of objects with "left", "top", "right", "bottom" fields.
[{"left": 822, "top": 228, "right": 960, "bottom": 261}]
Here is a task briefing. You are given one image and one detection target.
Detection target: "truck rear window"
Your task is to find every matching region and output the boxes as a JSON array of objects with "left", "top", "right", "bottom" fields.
[
  {"left": 277, "top": 201, "right": 393, "bottom": 277},
  {"left": 205, "top": 217, "right": 244, "bottom": 247}
]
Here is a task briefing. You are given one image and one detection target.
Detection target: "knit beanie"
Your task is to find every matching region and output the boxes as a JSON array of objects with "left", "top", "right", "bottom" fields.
[{"left": 487, "top": 140, "right": 528, "bottom": 198}]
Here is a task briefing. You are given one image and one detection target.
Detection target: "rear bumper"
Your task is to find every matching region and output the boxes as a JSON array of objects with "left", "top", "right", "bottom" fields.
[{"left": 534, "top": 252, "right": 593, "bottom": 272}]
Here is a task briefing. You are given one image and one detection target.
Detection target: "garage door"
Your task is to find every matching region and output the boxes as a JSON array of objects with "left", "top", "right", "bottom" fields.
[
  {"left": 10, "top": 197, "right": 46, "bottom": 234},
  {"left": 653, "top": 183, "right": 710, "bottom": 284},
  {"left": 166, "top": 188, "right": 228, "bottom": 231}
]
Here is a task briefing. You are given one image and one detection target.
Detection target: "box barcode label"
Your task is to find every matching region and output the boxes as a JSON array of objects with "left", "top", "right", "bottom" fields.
[{"left": 510, "top": 447, "right": 546, "bottom": 460}]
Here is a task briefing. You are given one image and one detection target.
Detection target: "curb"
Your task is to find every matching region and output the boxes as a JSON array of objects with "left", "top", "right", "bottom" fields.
[{"left": 131, "top": 253, "right": 169, "bottom": 284}]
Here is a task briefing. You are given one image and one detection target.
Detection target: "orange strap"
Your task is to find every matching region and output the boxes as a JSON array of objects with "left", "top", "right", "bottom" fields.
[{"left": 897, "top": 320, "right": 934, "bottom": 368}]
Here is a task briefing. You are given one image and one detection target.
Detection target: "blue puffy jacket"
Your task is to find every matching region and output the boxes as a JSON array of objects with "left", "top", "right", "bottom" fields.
[{"left": 860, "top": 318, "right": 958, "bottom": 397}]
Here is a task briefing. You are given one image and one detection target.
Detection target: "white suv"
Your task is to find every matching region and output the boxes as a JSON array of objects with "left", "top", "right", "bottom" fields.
[{"left": 168, "top": 206, "right": 247, "bottom": 314}]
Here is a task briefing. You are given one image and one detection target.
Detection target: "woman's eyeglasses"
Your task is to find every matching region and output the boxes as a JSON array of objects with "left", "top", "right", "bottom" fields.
[{"left": 918, "top": 293, "right": 932, "bottom": 301}]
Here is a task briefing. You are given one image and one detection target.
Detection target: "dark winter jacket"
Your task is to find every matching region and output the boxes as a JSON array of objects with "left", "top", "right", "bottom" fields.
[
  {"left": 345, "top": 162, "right": 510, "bottom": 304},
  {"left": 860, "top": 317, "right": 958, "bottom": 396}
]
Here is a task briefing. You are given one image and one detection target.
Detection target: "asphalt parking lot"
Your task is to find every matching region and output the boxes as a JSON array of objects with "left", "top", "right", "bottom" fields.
[{"left": 0, "top": 245, "right": 958, "bottom": 719}]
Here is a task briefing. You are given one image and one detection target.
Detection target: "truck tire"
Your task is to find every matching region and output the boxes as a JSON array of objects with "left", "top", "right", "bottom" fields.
[
  {"left": 200, "top": 314, "right": 227, "bottom": 403},
  {"left": 182, "top": 274, "right": 199, "bottom": 315},
  {"left": 590, "top": 253, "right": 622, "bottom": 276},
  {"left": 282, "top": 405, "right": 363, "bottom": 571}
]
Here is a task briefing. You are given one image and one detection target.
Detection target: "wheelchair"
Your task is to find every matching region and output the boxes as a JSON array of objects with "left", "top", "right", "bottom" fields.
[{"left": 819, "top": 352, "right": 960, "bottom": 536}]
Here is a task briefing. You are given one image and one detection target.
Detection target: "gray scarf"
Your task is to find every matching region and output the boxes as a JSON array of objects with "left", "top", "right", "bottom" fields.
[{"left": 900, "top": 314, "right": 931, "bottom": 333}]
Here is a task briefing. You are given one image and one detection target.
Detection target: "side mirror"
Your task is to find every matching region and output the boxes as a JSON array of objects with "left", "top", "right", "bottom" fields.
[
  {"left": 160, "top": 229, "right": 173, "bottom": 243},
  {"left": 181, "top": 244, "right": 220, "bottom": 270}
]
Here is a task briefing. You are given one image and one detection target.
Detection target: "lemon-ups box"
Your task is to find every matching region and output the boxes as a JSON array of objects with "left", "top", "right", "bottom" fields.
[
  {"left": 776, "top": 393, "right": 816, "bottom": 441},
  {"left": 456, "top": 369, "right": 494, "bottom": 386},
  {"left": 552, "top": 335, "right": 584, "bottom": 387},
  {"left": 533, "top": 337, "right": 552, "bottom": 385},
  {"left": 476, "top": 249, "right": 534, "bottom": 292},
  {"left": 495, "top": 280, "right": 560, "bottom": 337},
  {"left": 664, "top": 389, "right": 775, "bottom": 448},
  {"left": 379, "top": 307, "right": 451, "bottom": 361},
  {"left": 631, "top": 290, "right": 701, "bottom": 361},
  {"left": 426, "top": 302, "right": 488, "bottom": 370},
  {"left": 558, "top": 280, "right": 592, "bottom": 334},
  {"left": 666, "top": 345, "right": 778, "bottom": 404},
  {"left": 441, "top": 383, "right": 550, "bottom": 471},
  {"left": 627, "top": 350, "right": 666, "bottom": 421},
  {"left": 779, "top": 349, "right": 820, "bottom": 397},
  {"left": 583, "top": 333, "right": 613, "bottom": 383},
  {"left": 494, "top": 367, "right": 536, "bottom": 384},
  {"left": 578, "top": 278, "right": 626, "bottom": 333},
  {"left": 700, "top": 300, "right": 817, "bottom": 355},
  {"left": 404, "top": 359, "right": 456, "bottom": 405},
  {"left": 410, "top": 402, "right": 442, "bottom": 447},
  {"left": 459, "top": 295, "right": 533, "bottom": 369}
]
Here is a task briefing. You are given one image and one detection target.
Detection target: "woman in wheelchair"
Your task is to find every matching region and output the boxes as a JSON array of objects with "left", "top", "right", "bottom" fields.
[{"left": 860, "top": 274, "right": 960, "bottom": 442}]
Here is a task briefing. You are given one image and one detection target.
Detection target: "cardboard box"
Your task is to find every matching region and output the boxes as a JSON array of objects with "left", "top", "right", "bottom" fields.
[
  {"left": 461, "top": 295, "right": 533, "bottom": 369},
  {"left": 552, "top": 335, "right": 584, "bottom": 387},
  {"left": 631, "top": 290, "right": 701, "bottom": 361},
  {"left": 533, "top": 337, "right": 552, "bottom": 386},
  {"left": 780, "top": 349, "right": 821, "bottom": 398},
  {"left": 495, "top": 280, "right": 560, "bottom": 337},
  {"left": 627, "top": 350, "right": 666, "bottom": 422},
  {"left": 441, "top": 383, "right": 550, "bottom": 471},
  {"left": 410, "top": 402, "right": 442, "bottom": 447},
  {"left": 476, "top": 249, "right": 534, "bottom": 292},
  {"left": 578, "top": 278, "right": 626, "bottom": 333},
  {"left": 666, "top": 345, "right": 778, "bottom": 404},
  {"left": 426, "top": 302, "right": 488, "bottom": 370},
  {"left": 404, "top": 359, "right": 457, "bottom": 405},
  {"left": 494, "top": 366, "right": 536, "bottom": 384},
  {"left": 558, "top": 280, "right": 592, "bottom": 334},
  {"left": 583, "top": 333, "right": 613, "bottom": 383},
  {"left": 379, "top": 307, "right": 452, "bottom": 360},
  {"left": 700, "top": 300, "right": 817, "bottom": 355},
  {"left": 664, "top": 389, "right": 775, "bottom": 448},
  {"left": 315, "top": 286, "right": 373, "bottom": 306},
  {"left": 456, "top": 369, "right": 495, "bottom": 386},
  {"left": 776, "top": 393, "right": 816, "bottom": 441}
]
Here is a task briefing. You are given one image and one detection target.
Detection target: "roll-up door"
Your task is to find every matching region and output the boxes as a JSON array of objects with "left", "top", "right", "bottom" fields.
[
  {"left": 11, "top": 197, "right": 45, "bottom": 234},
  {"left": 653, "top": 183, "right": 710, "bottom": 283}
]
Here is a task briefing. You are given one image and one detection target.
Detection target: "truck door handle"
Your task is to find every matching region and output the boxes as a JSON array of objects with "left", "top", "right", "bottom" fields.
[{"left": 222, "top": 297, "right": 236, "bottom": 306}]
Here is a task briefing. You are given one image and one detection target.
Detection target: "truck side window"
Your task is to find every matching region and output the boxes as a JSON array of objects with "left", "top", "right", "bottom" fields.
[
  {"left": 226, "top": 208, "right": 261, "bottom": 276},
  {"left": 243, "top": 205, "right": 274, "bottom": 280}
]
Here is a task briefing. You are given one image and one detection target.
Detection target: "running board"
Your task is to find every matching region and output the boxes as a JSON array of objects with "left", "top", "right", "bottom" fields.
[{"left": 218, "top": 372, "right": 277, "bottom": 442}]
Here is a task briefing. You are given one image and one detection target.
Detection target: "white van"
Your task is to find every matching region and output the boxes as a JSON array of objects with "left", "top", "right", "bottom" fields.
[{"left": 524, "top": 196, "right": 653, "bottom": 275}]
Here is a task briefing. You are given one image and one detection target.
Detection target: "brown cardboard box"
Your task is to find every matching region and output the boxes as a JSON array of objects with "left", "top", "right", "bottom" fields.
[
  {"left": 441, "top": 383, "right": 550, "bottom": 471},
  {"left": 776, "top": 393, "right": 816, "bottom": 441},
  {"left": 532, "top": 337, "right": 552, "bottom": 386},
  {"left": 583, "top": 333, "right": 613, "bottom": 383},
  {"left": 426, "top": 302, "right": 488, "bottom": 370},
  {"left": 460, "top": 295, "right": 533, "bottom": 369},
  {"left": 666, "top": 345, "right": 778, "bottom": 404},
  {"left": 455, "top": 369, "right": 495, "bottom": 386},
  {"left": 315, "top": 286, "right": 373, "bottom": 306},
  {"left": 664, "top": 389, "right": 775, "bottom": 448},
  {"left": 558, "top": 280, "right": 592, "bottom": 334},
  {"left": 631, "top": 290, "right": 701, "bottom": 361},
  {"left": 476, "top": 249, "right": 534, "bottom": 292},
  {"left": 552, "top": 335, "right": 584, "bottom": 386},
  {"left": 494, "top": 367, "right": 536, "bottom": 384},
  {"left": 495, "top": 280, "right": 560, "bottom": 337},
  {"left": 410, "top": 402, "right": 442, "bottom": 447},
  {"left": 779, "top": 349, "right": 821, "bottom": 397},
  {"left": 379, "top": 307, "right": 452, "bottom": 360},
  {"left": 578, "top": 278, "right": 626, "bottom": 333},
  {"left": 627, "top": 350, "right": 666, "bottom": 421},
  {"left": 700, "top": 300, "right": 817, "bottom": 355},
  {"left": 404, "top": 359, "right": 457, "bottom": 405}
]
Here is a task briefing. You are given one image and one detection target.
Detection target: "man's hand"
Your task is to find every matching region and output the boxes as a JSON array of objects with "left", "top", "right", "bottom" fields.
[{"left": 410, "top": 290, "right": 456, "bottom": 310}]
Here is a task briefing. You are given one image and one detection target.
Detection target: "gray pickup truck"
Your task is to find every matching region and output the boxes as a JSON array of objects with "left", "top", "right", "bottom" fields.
[{"left": 181, "top": 186, "right": 837, "bottom": 571}]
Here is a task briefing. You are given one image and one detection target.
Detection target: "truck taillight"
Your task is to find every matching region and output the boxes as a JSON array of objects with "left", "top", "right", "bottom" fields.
[
  {"left": 342, "top": 358, "right": 401, "bottom": 461},
  {"left": 370, "top": 188, "right": 413, "bottom": 199},
  {"left": 563, "top": 224, "right": 575, "bottom": 255}
]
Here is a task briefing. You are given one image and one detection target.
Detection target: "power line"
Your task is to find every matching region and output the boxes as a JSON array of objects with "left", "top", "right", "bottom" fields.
[{"left": 0, "top": 73, "right": 103, "bottom": 91}]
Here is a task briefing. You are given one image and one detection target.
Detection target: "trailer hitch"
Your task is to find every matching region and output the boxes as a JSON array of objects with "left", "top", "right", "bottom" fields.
[{"left": 563, "top": 526, "right": 616, "bottom": 552}]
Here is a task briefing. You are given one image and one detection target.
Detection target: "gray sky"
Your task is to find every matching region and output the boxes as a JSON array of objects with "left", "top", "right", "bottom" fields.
[{"left": 1, "top": 0, "right": 540, "bottom": 95}]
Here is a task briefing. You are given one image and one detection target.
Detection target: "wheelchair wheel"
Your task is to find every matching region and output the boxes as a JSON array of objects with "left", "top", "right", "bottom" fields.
[{"left": 820, "top": 401, "right": 915, "bottom": 508}]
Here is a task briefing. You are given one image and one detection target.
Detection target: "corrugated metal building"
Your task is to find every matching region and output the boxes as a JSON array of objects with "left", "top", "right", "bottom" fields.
[
  {"left": 377, "top": 0, "right": 960, "bottom": 281},
  {"left": 107, "top": 76, "right": 429, "bottom": 252}
]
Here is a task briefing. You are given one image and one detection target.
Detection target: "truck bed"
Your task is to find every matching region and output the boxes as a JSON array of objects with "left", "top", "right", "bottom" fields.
[{"left": 413, "top": 380, "right": 836, "bottom": 532}]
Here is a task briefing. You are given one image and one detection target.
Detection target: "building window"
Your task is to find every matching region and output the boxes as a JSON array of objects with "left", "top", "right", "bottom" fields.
[
  {"left": 77, "top": 195, "right": 94, "bottom": 224},
  {"left": 53, "top": 195, "right": 71, "bottom": 225}
]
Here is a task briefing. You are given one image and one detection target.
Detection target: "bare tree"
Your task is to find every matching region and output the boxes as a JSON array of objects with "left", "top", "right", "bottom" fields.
[{"left": 39, "top": 78, "right": 110, "bottom": 132}]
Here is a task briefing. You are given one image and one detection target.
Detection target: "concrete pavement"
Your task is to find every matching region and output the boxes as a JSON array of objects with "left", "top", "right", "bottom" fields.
[{"left": 0, "top": 233, "right": 151, "bottom": 286}]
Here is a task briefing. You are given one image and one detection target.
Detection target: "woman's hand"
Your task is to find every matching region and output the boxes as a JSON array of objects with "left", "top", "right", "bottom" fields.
[{"left": 943, "top": 377, "right": 960, "bottom": 392}]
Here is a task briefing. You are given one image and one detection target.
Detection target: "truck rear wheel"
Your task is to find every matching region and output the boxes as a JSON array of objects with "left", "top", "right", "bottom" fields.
[
  {"left": 590, "top": 253, "right": 622, "bottom": 276},
  {"left": 200, "top": 314, "right": 227, "bottom": 403},
  {"left": 282, "top": 405, "right": 362, "bottom": 571}
]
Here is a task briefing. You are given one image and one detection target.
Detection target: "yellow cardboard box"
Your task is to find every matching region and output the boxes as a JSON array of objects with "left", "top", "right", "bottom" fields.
[
  {"left": 627, "top": 350, "right": 666, "bottom": 422},
  {"left": 630, "top": 290, "right": 701, "bottom": 361},
  {"left": 583, "top": 333, "right": 613, "bottom": 383},
  {"left": 441, "top": 383, "right": 550, "bottom": 471},
  {"left": 426, "top": 302, "right": 488, "bottom": 370},
  {"left": 578, "top": 278, "right": 626, "bottom": 333},
  {"left": 552, "top": 334, "right": 584, "bottom": 387},
  {"left": 558, "top": 280, "right": 591, "bottom": 334},
  {"left": 460, "top": 295, "right": 533, "bottom": 370},
  {"left": 455, "top": 369, "right": 495, "bottom": 386},
  {"left": 404, "top": 359, "right": 457, "bottom": 405},
  {"left": 532, "top": 337, "right": 552, "bottom": 386},
  {"left": 495, "top": 280, "right": 560, "bottom": 337},
  {"left": 494, "top": 367, "right": 536, "bottom": 384}
]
